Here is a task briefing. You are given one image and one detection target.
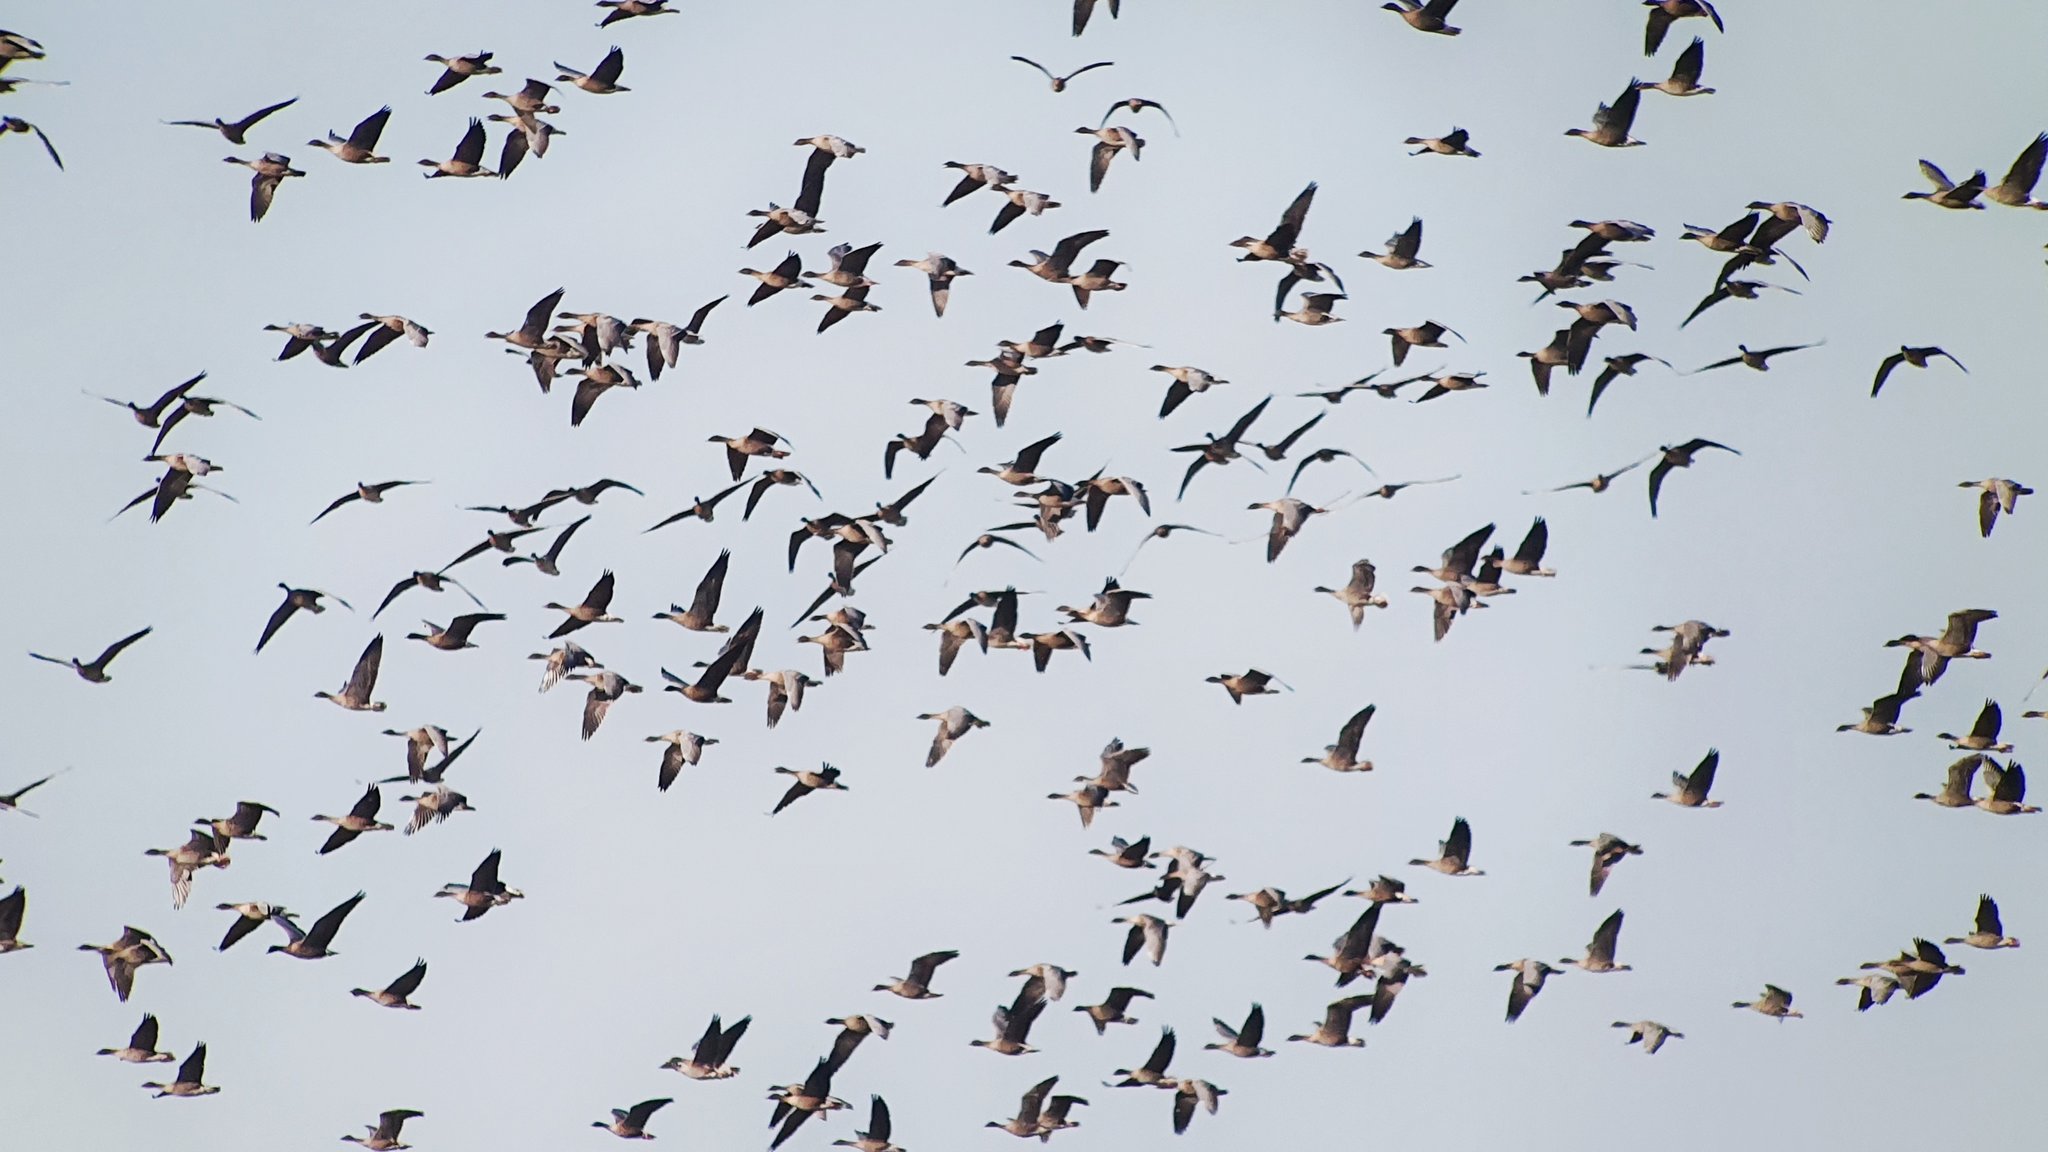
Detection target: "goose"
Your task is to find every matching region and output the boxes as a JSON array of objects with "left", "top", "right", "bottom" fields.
[
  {"left": 1946, "top": 894, "right": 2020, "bottom": 950},
  {"left": 145, "top": 390, "right": 259, "bottom": 453},
  {"left": 1976, "top": 452, "right": 2034, "bottom": 535},
  {"left": 1986, "top": 133, "right": 2048, "bottom": 208},
  {"left": 1566, "top": 80, "right": 1646, "bottom": 147},
  {"left": 1364, "top": 217, "right": 1429, "bottom": 270},
  {"left": 1298, "top": 704, "right": 1376, "bottom": 775},
  {"left": 436, "top": 849, "right": 523, "bottom": 920},
  {"left": 1009, "top": 964, "right": 1078, "bottom": 1004},
  {"left": 1647, "top": 438, "right": 1739, "bottom": 517},
  {"left": 397, "top": 784, "right": 473, "bottom": 835},
  {"left": 1009, "top": 228, "right": 1110, "bottom": 283},
  {"left": 312, "top": 785, "right": 393, "bottom": 854},
  {"left": 227, "top": 153, "right": 304, "bottom": 220},
  {"left": 165, "top": 97, "right": 297, "bottom": 144},
  {"left": 1152, "top": 365, "right": 1231, "bottom": 418},
  {"left": 769, "top": 1060, "right": 850, "bottom": 1150},
  {"left": 1384, "top": 0, "right": 1460, "bottom": 34},
  {"left": 270, "top": 892, "right": 363, "bottom": 959},
  {"left": 80, "top": 926, "right": 172, "bottom": 1001},
  {"left": 632, "top": 731, "right": 713, "bottom": 795},
  {"left": 419, "top": 118, "right": 492, "bottom": 177},
  {"left": 1940, "top": 700, "right": 2013, "bottom": 752},
  {"left": 405, "top": 612, "right": 506, "bottom": 652},
  {"left": 974, "top": 991, "right": 1048, "bottom": 1057},
  {"left": 0, "top": 771, "right": 65, "bottom": 818},
  {"left": 1050, "top": 783, "right": 1119, "bottom": 828},
  {"left": 1066, "top": 258, "right": 1127, "bottom": 308},
  {"left": 88, "top": 371, "right": 208, "bottom": 430},
  {"left": 425, "top": 52, "right": 499, "bottom": 94},
  {"left": 546, "top": 570, "right": 621, "bottom": 637},
  {"left": 1204, "top": 1003, "right": 1274, "bottom": 1058},
  {"left": 144, "top": 829, "right": 229, "bottom": 909},
  {"left": 664, "top": 1014, "right": 750, "bottom": 1079},
  {"left": 990, "top": 186, "right": 1062, "bottom": 234},
  {"left": 1495, "top": 959, "right": 1558, "bottom": 1022},
  {"left": 987, "top": 1077, "right": 1060, "bottom": 1139},
  {"left": 1277, "top": 292, "right": 1345, "bottom": 325},
  {"left": 875, "top": 949, "right": 958, "bottom": 1000},
  {"left": 658, "top": 613, "right": 762, "bottom": 707},
  {"left": 141, "top": 1042, "right": 217, "bottom": 1097},
  {"left": 1586, "top": 353, "right": 1671, "bottom": 416},
  {"left": 1515, "top": 329, "right": 1573, "bottom": 397},
  {"left": 628, "top": 297, "right": 722, "bottom": 380},
  {"left": 1231, "top": 182, "right": 1317, "bottom": 263},
  {"left": 1109, "top": 1027, "right": 1176, "bottom": 1085},
  {"left": 746, "top": 148, "right": 835, "bottom": 247},
  {"left": 1538, "top": 458, "right": 1647, "bottom": 494},
  {"left": 1087, "top": 834, "right": 1153, "bottom": 868},
  {"left": 596, "top": 0, "right": 677, "bottom": 26},
  {"left": 1413, "top": 582, "right": 1488, "bottom": 642},
  {"left": 1289, "top": 996, "right": 1372, "bottom": 1047},
  {"left": 314, "top": 635, "right": 386, "bottom": 712},
  {"left": 481, "top": 78, "right": 559, "bottom": 114},
  {"left": 1612, "top": 1020, "right": 1683, "bottom": 1054},
  {"left": 1637, "top": 36, "right": 1712, "bottom": 95},
  {"left": 530, "top": 640, "right": 598, "bottom": 693},
  {"left": 1564, "top": 909, "right": 1631, "bottom": 972},
  {"left": 1385, "top": 320, "right": 1463, "bottom": 368},
  {"left": 1570, "top": 834, "right": 1643, "bottom": 896},
  {"left": 98, "top": 1013, "right": 175, "bottom": 1063},
  {"left": 1975, "top": 760, "right": 2039, "bottom": 815},
  {"left": 1206, "top": 668, "right": 1286, "bottom": 704},
  {"left": 1115, "top": 914, "right": 1169, "bottom": 966},
  {"left": 1868, "top": 344, "right": 1968, "bottom": 397},
  {"left": 556, "top": 46, "right": 627, "bottom": 94},
  {"left": 800, "top": 624, "right": 869, "bottom": 677},
  {"left": 812, "top": 284, "right": 880, "bottom": 333},
  {"left": 1099, "top": 96, "right": 1177, "bottom": 135},
  {"left": 831, "top": 1096, "right": 901, "bottom": 1152},
  {"left": 1903, "top": 160, "right": 1988, "bottom": 209},
  {"left": 823, "top": 1013, "right": 893, "bottom": 1075},
  {"left": 1059, "top": 576, "right": 1150, "bottom": 626},
  {"left": 352, "top": 958, "right": 428, "bottom": 1009},
  {"left": 771, "top": 763, "right": 847, "bottom": 814},
  {"left": 310, "top": 106, "right": 391, "bottom": 164},
  {"left": 919, "top": 708, "right": 989, "bottom": 767},
  {"left": 1343, "top": 876, "right": 1417, "bottom": 907},
  {"left": 486, "top": 288, "right": 568, "bottom": 350},
  {"left": 979, "top": 432, "right": 1063, "bottom": 488},
  {"left": 1412, "top": 816, "right": 1483, "bottom": 875},
  {"left": 488, "top": 108, "right": 566, "bottom": 178},
  {"left": 941, "top": 161, "right": 1017, "bottom": 205},
  {"left": 0, "top": 886, "right": 23, "bottom": 952},
  {"left": 1886, "top": 608, "right": 1997, "bottom": 685},
  {"left": 1495, "top": 518, "right": 1556, "bottom": 577},
  {"left": 1653, "top": 749, "right": 1723, "bottom": 807},
  {"left": 1914, "top": 754, "right": 1983, "bottom": 808},
  {"left": 573, "top": 669, "right": 643, "bottom": 738},
  {"left": 1680, "top": 278, "right": 1801, "bottom": 328},
  {"left": 1013, "top": 56, "right": 1112, "bottom": 91},
  {"left": 342, "top": 1110, "right": 425, "bottom": 1150},
  {"left": 1249, "top": 498, "right": 1327, "bottom": 560},
  {"left": 1732, "top": 984, "right": 1802, "bottom": 1019},
  {"left": 1411, "top": 369, "right": 1488, "bottom": 402},
  {"left": 503, "top": 515, "right": 590, "bottom": 576},
  {"left": 1405, "top": 127, "right": 1479, "bottom": 157},
  {"left": 893, "top": 252, "right": 971, "bottom": 316},
  {"left": 29, "top": 626, "right": 152, "bottom": 683},
  {"left": 594, "top": 1099, "right": 669, "bottom": 1140},
  {"left": 1077, "top": 986, "right": 1153, "bottom": 1033},
  {"left": 709, "top": 427, "right": 792, "bottom": 480},
  {"left": 1642, "top": 0, "right": 1722, "bottom": 55},
  {"left": 1035, "top": 1094, "right": 1087, "bottom": 1140},
  {"left": 1836, "top": 972, "right": 1902, "bottom": 1012}
]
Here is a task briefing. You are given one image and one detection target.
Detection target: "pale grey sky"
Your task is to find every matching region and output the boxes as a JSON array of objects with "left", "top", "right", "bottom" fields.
[{"left": 4, "top": 1, "right": 2047, "bottom": 1149}]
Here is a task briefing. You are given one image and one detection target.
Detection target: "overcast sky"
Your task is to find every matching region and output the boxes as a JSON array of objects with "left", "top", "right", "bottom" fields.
[{"left": 4, "top": 1, "right": 2047, "bottom": 1149}]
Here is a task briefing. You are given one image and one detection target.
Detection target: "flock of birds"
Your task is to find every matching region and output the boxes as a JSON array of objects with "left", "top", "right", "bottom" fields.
[{"left": 4, "top": 0, "right": 2045, "bottom": 1147}]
